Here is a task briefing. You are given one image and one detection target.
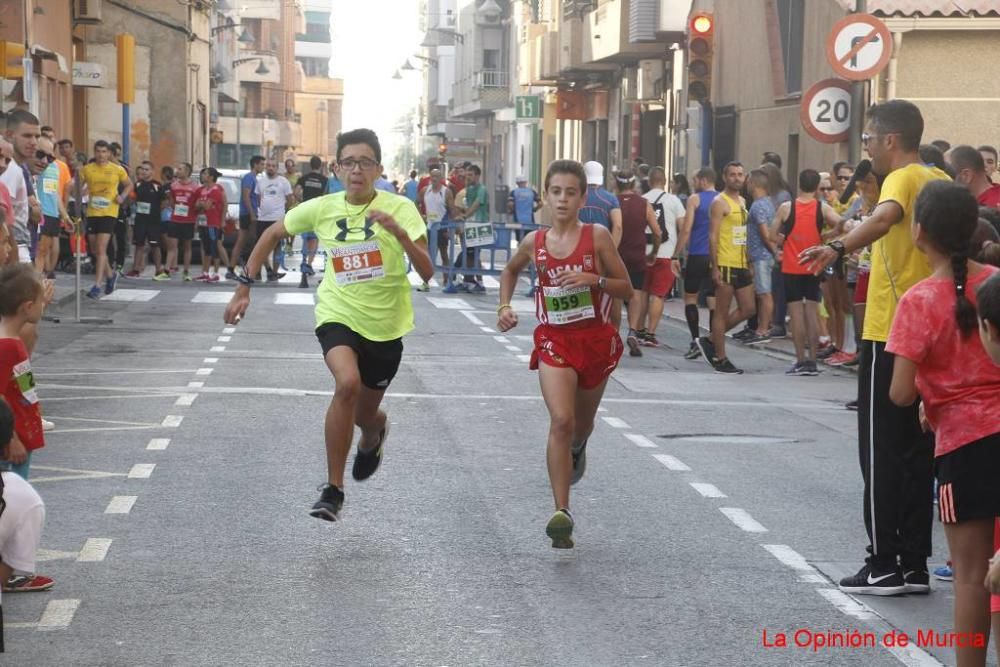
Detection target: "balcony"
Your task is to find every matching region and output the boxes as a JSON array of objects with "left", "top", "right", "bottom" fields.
[
  {"left": 451, "top": 70, "right": 511, "bottom": 118},
  {"left": 235, "top": 0, "right": 281, "bottom": 21},
  {"left": 584, "top": 0, "right": 665, "bottom": 63},
  {"left": 217, "top": 115, "right": 302, "bottom": 148}
]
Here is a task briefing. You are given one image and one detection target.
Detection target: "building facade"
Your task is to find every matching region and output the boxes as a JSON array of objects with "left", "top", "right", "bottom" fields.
[{"left": 294, "top": 1, "right": 344, "bottom": 164}]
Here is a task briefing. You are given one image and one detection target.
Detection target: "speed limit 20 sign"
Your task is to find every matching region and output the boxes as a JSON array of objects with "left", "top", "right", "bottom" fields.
[{"left": 800, "top": 79, "right": 852, "bottom": 144}]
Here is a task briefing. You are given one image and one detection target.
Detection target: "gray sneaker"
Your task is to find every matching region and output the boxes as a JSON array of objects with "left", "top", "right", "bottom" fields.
[{"left": 571, "top": 439, "right": 587, "bottom": 485}]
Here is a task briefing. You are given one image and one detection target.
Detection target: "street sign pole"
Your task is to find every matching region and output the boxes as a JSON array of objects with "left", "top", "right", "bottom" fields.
[{"left": 849, "top": 0, "right": 867, "bottom": 164}]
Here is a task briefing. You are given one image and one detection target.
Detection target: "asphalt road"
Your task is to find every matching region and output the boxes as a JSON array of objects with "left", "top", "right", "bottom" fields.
[{"left": 3, "top": 269, "right": 986, "bottom": 666}]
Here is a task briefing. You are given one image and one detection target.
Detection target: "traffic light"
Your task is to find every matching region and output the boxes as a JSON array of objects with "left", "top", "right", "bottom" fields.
[
  {"left": 438, "top": 141, "right": 447, "bottom": 157},
  {"left": 687, "top": 12, "right": 714, "bottom": 103},
  {"left": 0, "top": 41, "right": 25, "bottom": 79},
  {"left": 116, "top": 34, "right": 135, "bottom": 104}
]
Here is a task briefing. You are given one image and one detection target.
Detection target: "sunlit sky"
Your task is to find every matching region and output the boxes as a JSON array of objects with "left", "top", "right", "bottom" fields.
[{"left": 332, "top": 0, "right": 425, "bottom": 171}]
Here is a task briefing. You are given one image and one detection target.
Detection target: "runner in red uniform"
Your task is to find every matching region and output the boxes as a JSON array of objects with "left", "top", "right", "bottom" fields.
[{"left": 498, "top": 160, "right": 633, "bottom": 549}]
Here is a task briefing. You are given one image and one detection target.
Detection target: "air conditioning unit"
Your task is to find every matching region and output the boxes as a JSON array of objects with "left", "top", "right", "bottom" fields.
[
  {"left": 73, "top": 0, "right": 103, "bottom": 23},
  {"left": 621, "top": 67, "right": 638, "bottom": 102},
  {"left": 636, "top": 59, "right": 664, "bottom": 100}
]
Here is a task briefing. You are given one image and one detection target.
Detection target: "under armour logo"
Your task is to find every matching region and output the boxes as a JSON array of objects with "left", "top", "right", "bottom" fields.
[{"left": 334, "top": 217, "right": 376, "bottom": 242}]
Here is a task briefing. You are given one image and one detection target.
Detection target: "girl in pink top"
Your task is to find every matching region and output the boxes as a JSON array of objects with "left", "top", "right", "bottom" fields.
[{"left": 888, "top": 181, "right": 1000, "bottom": 666}]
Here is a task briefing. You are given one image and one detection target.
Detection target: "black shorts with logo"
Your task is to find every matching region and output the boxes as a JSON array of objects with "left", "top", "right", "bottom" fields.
[
  {"left": 316, "top": 323, "right": 404, "bottom": 391},
  {"left": 719, "top": 266, "right": 752, "bottom": 290},
  {"left": 41, "top": 215, "right": 62, "bottom": 237},
  {"left": 168, "top": 222, "right": 195, "bottom": 241},
  {"left": 88, "top": 215, "right": 117, "bottom": 236},
  {"left": 784, "top": 273, "right": 821, "bottom": 303},
  {"left": 936, "top": 432, "right": 1000, "bottom": 523},
  {"left": 133, "top": 217, "right": 162, "bottom": 246}
]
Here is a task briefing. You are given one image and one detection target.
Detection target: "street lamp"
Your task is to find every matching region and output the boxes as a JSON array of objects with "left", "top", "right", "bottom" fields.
[
  {"left": 211, "top": 23, "right": 255, "bottom": 44},
  {"left": 401, "top": 55, "right": 438, "bottom": 71},
  {"left": 420, "top": 27, "right": 465, "bottom": 47},
  {"left": 231, "top": 58, "right": 271, "bottom": 166}
]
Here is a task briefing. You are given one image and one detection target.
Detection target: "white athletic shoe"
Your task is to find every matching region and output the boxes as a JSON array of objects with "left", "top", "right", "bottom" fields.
[{"left": 42, "top": 418, "right": 55, "bottom": 431}]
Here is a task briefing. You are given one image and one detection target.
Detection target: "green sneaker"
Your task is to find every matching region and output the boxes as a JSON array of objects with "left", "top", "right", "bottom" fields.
[
  {"left": 545, "top": 509, "right": 574, "bottom": 549},
  {"left": 153, "top": 272, "right": 170, "bottom": 282},
  {"left": 183, "top": 271, "right": 192, "bottom": 282}
]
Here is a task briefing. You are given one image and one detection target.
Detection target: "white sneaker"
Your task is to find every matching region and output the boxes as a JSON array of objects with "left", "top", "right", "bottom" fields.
[{"left": 41, "top": 418, "right": 55, "bottom": 431}]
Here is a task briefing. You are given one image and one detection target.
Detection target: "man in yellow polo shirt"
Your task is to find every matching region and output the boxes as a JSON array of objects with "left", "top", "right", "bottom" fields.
[
  {"left": 800, "top": 100, "right": 948, "bottom": 597},
  {"left": 224, "top": 129, "right": 434, "bottom": 521}
]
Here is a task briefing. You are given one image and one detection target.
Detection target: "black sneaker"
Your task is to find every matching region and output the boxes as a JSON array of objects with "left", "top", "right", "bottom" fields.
[
  {"left": 351, "top": 421, "right": 389, "bottom": 481},
  {"left": 767, "top": 326, "right": 787, "bottom": 339},
  {"left": 712, "top": 357, "right": 744, "bottom": 375},
  {"left": 799, "top": 361, "right": 820, "bottom": 376},
  {"left": 845, "top": 400, "right": 859, "bottom": 411},
  {"left": 571, "top": 439, "right": 587, "bottom": 485},
  {"left": 684, "top": 341, "right": 701, "bottom": 360},
  {"left": 785, "top": 362, "right": 807, "bottom": 376},
  {"left": 309, "top": 484, "right": 344, "bottom": 522},
  {"left": 733, "top": 327, "right": 755, "bottom": 341},
  {"left": 817, "top": 345, "right": 840, "bottom": 360},
  {"left": 695, "top": 336, "right": 716, "bottom": 368},
  {"left": 903, "top": 569, "right": 930, "bottom": 594},
  {"left": 626, "top": 333, "right": 643, "bottom": 357},
  {"left": 838, "top": 562, "right": 906, "bottom": 596}
]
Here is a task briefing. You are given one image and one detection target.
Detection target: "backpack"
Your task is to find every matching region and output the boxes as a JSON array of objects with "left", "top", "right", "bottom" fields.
[{"left": 645, "top": 192, "right": 670, "bottom": 245}]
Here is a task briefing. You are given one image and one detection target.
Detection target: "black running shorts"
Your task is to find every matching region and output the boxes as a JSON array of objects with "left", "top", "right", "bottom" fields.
[
  {"left": 936, "top": 432, "right": 1000, "bottom": 523},
  {"left": 88, "top": 216, "right": 116, "bottom": 236},
  {"left": 168, "top": 222, "right": 195, "bottom": 241},
  {"left": 718, "top": 266, "right": 752, "bottom": 290},
  {"left": 784, "top": 273, "right": 821, "bottom": 303},
  {"left": 316, "top": 322, "right": 403, "bottom": 391},
  {"left": 683, "top": 255, "right": 711, "bottom": 295}
]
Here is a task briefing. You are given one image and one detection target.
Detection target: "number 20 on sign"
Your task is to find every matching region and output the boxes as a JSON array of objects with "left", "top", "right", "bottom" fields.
[{"left": 800, "top": 78, "right": 852, "bottom": 144}]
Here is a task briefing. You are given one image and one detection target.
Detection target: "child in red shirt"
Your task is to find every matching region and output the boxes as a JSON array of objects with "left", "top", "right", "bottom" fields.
[
  {"left": 0, "top": 264, "right": 47, "bottom": 480},
  {"left": 888, "top": 181, "right": 1000, "bottom": 666},
  {"left": 193, "top": 167, "right": 230, "bottom": 282}
]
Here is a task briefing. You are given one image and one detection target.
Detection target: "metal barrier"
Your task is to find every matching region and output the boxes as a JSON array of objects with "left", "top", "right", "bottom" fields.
[{"left": 426, "top": 220, "right": 543, "bottom": 295}]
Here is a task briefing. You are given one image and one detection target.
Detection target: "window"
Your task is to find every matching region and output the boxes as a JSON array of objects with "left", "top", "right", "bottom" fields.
[
  {"left": 775, "top": 0, "right": 804, "bottom": 95},
  {"left": 483, "top": 49, "right": 500, "bottom": 71}
]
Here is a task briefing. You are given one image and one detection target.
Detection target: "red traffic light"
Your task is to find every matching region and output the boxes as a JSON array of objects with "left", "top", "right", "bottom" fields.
[
  {"left": 691, "top": 13, "right": 713, "bottom": 36},
  {"left": 438, "top": 142, "right": 447, "bottom": 154}
]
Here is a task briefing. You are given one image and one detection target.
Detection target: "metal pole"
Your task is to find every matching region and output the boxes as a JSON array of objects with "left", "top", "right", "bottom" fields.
[
  {"left": 236, "top": 100, "right": 242, "bottom": 168},
  {"left": 122, "top": 103, "right": 130, "bottom": 166},
  {"left": 848, "top": 0, "right": 867, "bottom": 164}
]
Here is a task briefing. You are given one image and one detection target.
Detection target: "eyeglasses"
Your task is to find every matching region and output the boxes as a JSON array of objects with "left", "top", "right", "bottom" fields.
[
  {"left": 35, "top": 151, "right": 55, "bottom": 162},
  {"left": 836, "top": 175, "right": 851, "bottom": 181},
  {"left": 338, "top": 158, "right": 379, "bottom": 172}
]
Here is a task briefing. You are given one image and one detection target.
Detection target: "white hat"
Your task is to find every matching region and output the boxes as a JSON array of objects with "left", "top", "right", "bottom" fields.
[
  {"left": 515, "top": 174, "right": 527, "bottom": 183},
  {"left": 583, "top": 161, "right": 604, "bottom": 185}
]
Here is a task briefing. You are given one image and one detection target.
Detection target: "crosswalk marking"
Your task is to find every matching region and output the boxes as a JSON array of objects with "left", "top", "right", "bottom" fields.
[
  {"left": 102, "top": 289, "right": 160, "bottom": 302},
  {"left": 191, "top": 291, "right": 233, "bottom": 304},
  {"left": 407, "top": 273, "right": 440, "bottom": 287},
  {"left": 427, "top": 297, "right": 472, "bottom": 309},
  {"left": 274, "top": 292, "right": 315, "bottom": 305}
]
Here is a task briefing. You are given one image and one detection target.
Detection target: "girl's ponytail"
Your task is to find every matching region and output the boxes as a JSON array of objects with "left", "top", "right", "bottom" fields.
[{"left": 950, "top": 251, "right": 977, "bottom": 337}]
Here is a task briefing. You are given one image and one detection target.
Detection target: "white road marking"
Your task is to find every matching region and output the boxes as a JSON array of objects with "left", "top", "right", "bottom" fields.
[
  {"left": 33, "top": 415, "right": 156, "bottom": 427},
  {"left": 105, "top": 496, "right": 138, "bottom": 514},
  {"left": 217, "top": 336, "right": 232, "bottom": 342},
  {"left": 652, "top": 454, "right": 691, "bottom": 471},
  {"left": 493, "top": 335, "right": 509, "bottom": 343},
  {"left": 762, "top": 544, "right": 816, "bottom": 573},
  {"left": 162, "top": 415, "right": 184, "bottom": 427},
  {"left": 196, "top": 368, "right": 213, "bottom": 376},
  {"left": 480, "top": 326, "right": 495, "bottom": 333},
  {"left": 174, "top": 394, "right": 197, "bottom": 406},
  {"left": 35, "top": 548, "right": 80, "bottom": 562},
  {"left": 37, "top": 599, "right": 81, "bottom": 629},
  {"left": 210, "top": 346, "right": 225, "bottom": 352},
  {"left": 101, "top": 289, "right": 159, "bottom": 302},
  {"left": 147, "top": 438, "right": 170, "bottom": 450},
  {"left": 719, "top": 507, "right": 768, "bottom": 533},
  {"left": 690, "top": 482, "right": 727, "bottom": 498},
  {"left": 601, "top": 416, "right": 630, "bottom": 429},
  {"left": 428, "top": 297, "right": 472, "bottom": 309},
  {"left": 203, "top": 357, "right": 219, "bottom": 364},
  {"left": 623, "top": 433, "right": 657, "bottom": 448},
  {"left": 406, "top": 273, "right": 439, "bottom": 287},
  {"left": 799, "top": 574, "right": 828, "bottom": 583},
  {"left": 505, "top": 345, "right": 521, "bottom": 352},
  {"left": 29, "top": 465, "right": 126, "bottom": 484},
  {"left": 187, "top": 381, "right": 204, "bottom": 388},
  {"left": 192, "top": 291, "right": 233, "bottom": 303},
  {"left": 274, "top": 292, "right": 315, "bottom": 305},
  {"left": 128, "top": 464, "right": 156, "bottom": 479},
  {"left": 483, "top": 275, "right": 501, "bottom": 289},
  {"left": 516, "top": 354, "right": 531, "bottom": 363},
  {"left": 222, "top": 327, "right": 236, "bottom": 334},
  {"left": 815, "top": 588, "right": 876, "bottom": 620},
  {"left": 461, "top": 310, "right": 485, "bottom": 325},
  {"left": 597, "top": 407, "right": 607, "bottom": 412},
  {"left": 37, "top": 369, "right": 197, "bottom": 377},
  {"left": 76, "top": 538, "right": 113, "bottom": 562}
]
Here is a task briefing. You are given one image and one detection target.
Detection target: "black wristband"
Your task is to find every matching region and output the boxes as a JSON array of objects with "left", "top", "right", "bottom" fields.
[
  {"left": 827, "top": 240, "right": 847, "bottom": 260},
  {"left": 236, "top": 271, "right": 254, "bottom": 286}
]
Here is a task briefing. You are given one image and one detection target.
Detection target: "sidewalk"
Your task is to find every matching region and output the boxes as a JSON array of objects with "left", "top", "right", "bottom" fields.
[{"left": 661, "top": 298, "right": 859, "bottom": 373}]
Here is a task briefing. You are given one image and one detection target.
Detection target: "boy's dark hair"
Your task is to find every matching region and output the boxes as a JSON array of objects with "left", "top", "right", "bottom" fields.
[
  {"left": 0, "top": 398, "right": 13, "bottom": 449},
  {"left": 249, "top": 155, "right": 265, "bottom": 169},
  {"left": 161, "top": 165, "right": 175, "bottom": 180},
  {"left": 409, "top": 170, "right": 417, "bottom": 179},
  {"left": 336, "top": 128, "right": 382, "bottom": 164},
  {"left": 309, "top": 155, "right": 322, "bottom": 170},
  {"left": 761, "top": 151, "right": 782, "bottom": 169},
  {"left": 94, "top": 139, "right": 111, "bottom": 151},
  {"left": 980, "top": 206, "right": 1000, "bottom": 237},
  {"left": 467, "top": 164, "right": 482, "bottom": 176},
  {"left": 798, "top": 169, "right": 821, "bottom": 192},
  {"left": 723, "top": 161, "right": 744, "bottom": 175},
  {"left": 978, "top": 145, "right": 998, "bottom": 160},
  {"left": 948, "top": 145, "right": 985, "bottom": 173},
  {"left": 914, "top": 180, "right": 980, "bottom": 337},
  {"left": 918, "top": 144, "right": 947, "bottom": 171},
  {"left": 978, "top": 272, "right": 1000, "bottom": 328},
  {"left": 544, "top": 159, "right": 587, "bottom": 192},
  {"left": 867, "top": 100, "right": 924, "bottom": 152},
  {"left": 5, "top": 109, "right": 39, "bottom": 131},
  {"left": 931, "top": 139, "right": 951, "bottom": 153},
  {"left": 0, "top": 264, "right": 43, "bottom": 317},
  {"left": 695, "top": 167, "right": 716, "bottom": 184},
  {"left": 57, "top": 139, "right": 73, "bottom": 148}
]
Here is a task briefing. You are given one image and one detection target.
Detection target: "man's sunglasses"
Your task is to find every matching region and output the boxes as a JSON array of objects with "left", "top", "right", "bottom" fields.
[{"left": 35, "top": 151, "right": 55, "bottom": 162}]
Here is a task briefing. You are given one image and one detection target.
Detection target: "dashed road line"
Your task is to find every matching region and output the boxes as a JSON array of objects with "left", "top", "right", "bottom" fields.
[
  {"left": 187, "top": 381, "right": 204, "bottom": 388},
  {"left": 217, "top": 336, "right": 232, "bottom": 342},
  {"left": 195, "top": 368, "right": 214, "bottom": 376},
  {"left": 174, "top": 394, "right": 197, "bottom": 406},
  {"left": 210, "top": 346, "right": 226, "bottom": 352},
  {"left": 762, "top": 544, "right": 815, "bottom": 573},
  {"left": 76, "top": 538, "right": 113, "bottom": 562},
  {"left": 461, "top": 310, "right": 485, "bottom": 325},
  {"left": 162, "top": 415, "right": 184, "bottom": 427},
  {"left": 505, "top": 345, "right": 521, "bottom": 352},
  {"left": 516, "top": 354, "right": 531, "bottom": 363},
  {"left": 105, "top": 496, "right": 138, "bottom": 514},
  {"left": 601, "top": 416, "right": 630, "bottom": 429},
  {"left": 689, "top": 482, "right": 727, "bottom": 498},
  {"left": 719, "top": 507, "right": 768, "bottom": 533},
  {"left": 203, "top": 357, "right": 219, "bottom": 364},
  {"left": 37, "top": 599, "right": 81, "bottom": 630},
  {"left": 651, "top": 453, "right": 691, "bottom": 471},
  {"left": 128, "top": 464, "right": 156, "bottom": 479},
  {"left": 622, "top": 433, "right": 657, "bottom": 448},
  {"left": 493, "top": 335, "right": 509, "bottom": 343},
  {"left": 147, "top": 438, "right": 170, "bottom": 450},
  {"left": 222, "top": 327, "right": 236, "bottom": 334},
  {"left": 479, "top": 326, "right": 495, "bottom": 333}
]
